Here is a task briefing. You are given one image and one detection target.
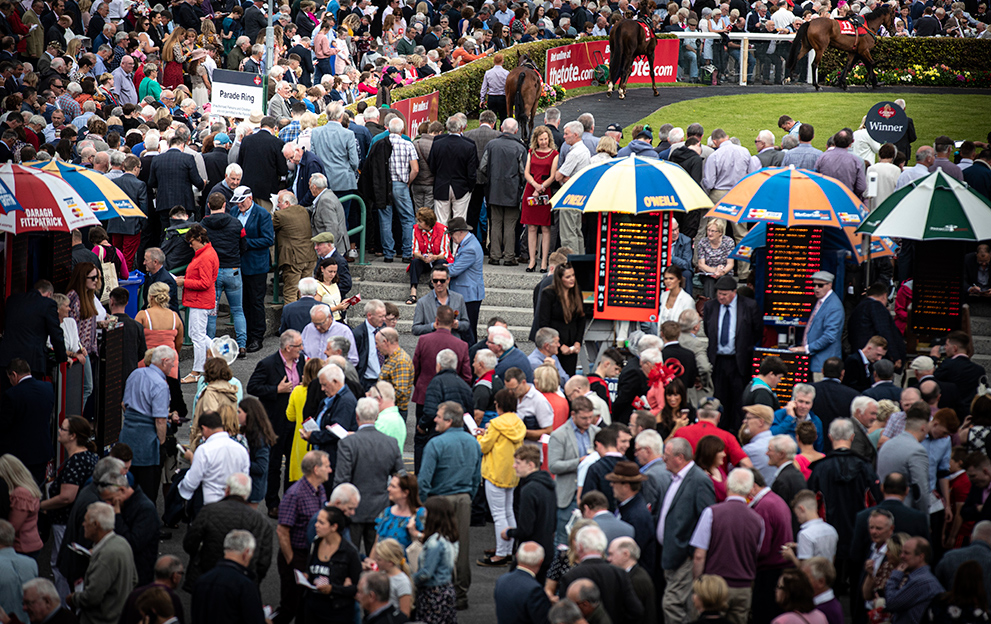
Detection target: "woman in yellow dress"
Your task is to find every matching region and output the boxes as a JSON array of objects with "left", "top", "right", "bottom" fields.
[{"left": 285, "top": 357, "right": 324, "bottom": 482}]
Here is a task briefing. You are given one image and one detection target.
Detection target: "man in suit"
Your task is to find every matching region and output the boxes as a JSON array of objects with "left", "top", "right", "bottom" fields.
[
  {"left": 877, "top": 404, "right": 932, "bottom": 515},
  {"left": 333, "top": 397, "right": 405, "bottom": 554},
  {"left": 15, "top": 578, "right": 77, "bottom": 624},
  {"left": 494, "top": 542, "right": 552, "bottom": 624},
  {"left": 447, "top": 217, "right": 485, "bottom": 343},
  {"left": 109, "top": 155, "right": 148, "bottom": 267},
  {"left": 267, "top": 81, "right": 292, "bottom": 122},
  {"left": 279, "top": 278, "right": 320, "bottom": 334},
  {"left": 310, "top": 102, "right": 359, "bottom": 220},
  {"left": 411, "top": 265, "right": 473, "bottom": 342},
  {"left": 607, "top": 537, "right": 658, "bottom": 624},
  {"left": 299, "top": 363, "right": 358, "bottom": 470},
  {"left": 67, "top": 502, "right": 138, "bottom": 624},
  {"left": 935, "top": 331, "right": 987, "bottom": 413},
  {"left": 308, "top": 174, "right": 349, "bottom": 253},
  {"left": 21, "top": 0, "right": 44, "bottom": 61},
  {"left": 287, "top": 42, "right": 313, "bottom": 87},
  {"left": 229, "top": 186, "right": 275, "bottom": 352},
  {"left": 703, "top": 275, "right": 763, "bottom": 432},
  {"left": 864, "top": 360, "right": 903, "bottom": 403},
  {"left": 246, "top": 330, "right": 306, "bottom": 517},
  {"left": 242, "top": 0, "right": 267, "bottom": 43},
  {"left": 754, "top": 129, "right": 785, "bottom": 167},
  {"left": 273, "top": 191, "right": 318, "bottom": 304},
  {"left": 463, "top": 110, "right": 501, "bottom": 242},
  {"left": 660, "top": 321, "right": 698, "bottom": 390},
  {"left": 849, "top": 282, "right": 907, "bottom": 368},
  {"left": 850, "top": 472, "right": 931, "bottom": 571},
  {"left": 634, "top": 428, "right": 672, "bottom": 509},
  {"left": 548, "top": 396, "right": 601, "bottom": 545},
  {"left": 357, "top": 572, "right": 409, "bottom": 624},
  {"left": 352, "top": 299, "right": 387, "bottom": 391},
  {"left": 768, "top": 434, "right": 806, "bottom": 529},
  {"left": 655, "top": 436, "right": 718, "bottom": 624},
  {"left": 0, "top": 359, "right": 55, "bottom": 484},
  {"left": 557, "top": 524, "right": 644, "bottom": 623},
  {"left": 812, "top": 357, "right": 862, "bottom": 449},
  {"left": 678, "top": 308, "right": 713, "bottom": 399},
  {"left": 283, "top": 142, "right": 325, "bottom": 209},
  {"left": 428, "top": 115, "right": 479, "bottom": 225},
  {"left": 936, "top": 520, "right": 991, "bottom": 600},
  {"left": 202, "top": 135, "right": 232, "bottom": 207},
  {"left": 606, "top": 461, "right": 656, "bottom": 573},
  {"left": 851, "top": 395, "right": 880, "bottom": 468},
  {"left": 791, "top": 271, "right": 844, "bottom": 378},
  {"left": 237, "top": 117, "right": 287, "bottom": 212},
  {"left": 580, "top": 490, "right": 635, "bottom": 546},
  {"left": 613, "top": 334, "right": 663, "bottom": 426},
  {"left": 0, "top": 280, "right": 65, "bottom": 379},
  {"left": 843, "top": 335, "right": 888, "bottom": 393},
  {"left": 148, "top": 130, "right": 205, "bottom": 243}
]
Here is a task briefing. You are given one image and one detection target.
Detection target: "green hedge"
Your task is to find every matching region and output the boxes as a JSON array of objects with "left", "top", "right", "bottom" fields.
[
  {"left": 359, "top": 34, "right": 677, "bottom": 121},
  {"left": 818, "top": 37, "right": 991, "bottom": 75}
]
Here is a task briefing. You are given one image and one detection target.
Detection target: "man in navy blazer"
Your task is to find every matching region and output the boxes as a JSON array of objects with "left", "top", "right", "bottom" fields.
[
  {"left": 494, "top": 542, "right": 552, "bottom": 624},
  {"left": 1, "top": 359, "right": 56, "bottom": 483},
  {"left": 428, "top": 116, "right": 478, "bottom": 225},
  {"left": 351, "top": 299, "right": 387, "bottom": 390},
  {"left": 229, "top": 186, "right": 275, "bottom": 352},
  {"left": 0, "top": 280, "right": 65, "bottom": 378},
  {"left": 284, "top": 142, "right": 324, "bottom": 207},
  {"left": 791, "top": 271, "right": 844, "bottom": 377},
  {"left": 301, "top": 362, "right": 358, "bottom": 469},
  {"left": 447, "top": 217, "right": 485, "bottom": 343},
  {"left": 147, "top": 130, "right": 205, "bottom": 237},
  {"left": 279, "top": 278, "right": 320, "bottom": 333}
]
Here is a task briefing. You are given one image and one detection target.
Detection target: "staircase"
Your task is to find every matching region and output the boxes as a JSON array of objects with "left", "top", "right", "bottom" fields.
[{"left": 969, "top": 302, "right": 991, "bottom": 370}]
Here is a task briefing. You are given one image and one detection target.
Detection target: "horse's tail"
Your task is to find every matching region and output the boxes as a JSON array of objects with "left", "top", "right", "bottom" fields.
[
  {"left": 513, "top": 69, "right": 526, "bottom": 129},
  {"left": 787, "top": 20, "right": 811, "bottom": 70},
  {"left": 608, "top": 29, "right": 623, "bottom": 84}
]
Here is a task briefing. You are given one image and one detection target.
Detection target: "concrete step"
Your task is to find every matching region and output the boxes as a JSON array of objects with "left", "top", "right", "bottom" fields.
[
  {"left": 973, "top": 317, "right": 991, "bottom": 336},
  {"left": 975, "top": 335, "right": 991, "bottom": 353},
  {"left": 357, "top": 281, "right": 536, "bottom": 309},
  {"left": 351, "top": 259, "right": 546, "bottom": 291}
]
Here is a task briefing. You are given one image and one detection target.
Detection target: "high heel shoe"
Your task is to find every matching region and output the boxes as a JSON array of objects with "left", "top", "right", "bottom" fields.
[
  {"left": 540, "top": 267, "right": 548, "bottom": 273},
  {"left": 525, "top": 265, "right": 536, "bottom": 273}
]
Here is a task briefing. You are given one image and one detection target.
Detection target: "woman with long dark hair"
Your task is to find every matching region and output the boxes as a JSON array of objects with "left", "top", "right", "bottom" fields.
[
  {"left": 413, "top": 496, "right": 459, "bottom": 624},
  {"left": 659, "top": 265, "right": 694, "bottom": 324},
  {"left": 772, "top": 569, "right": 828, "bottom": 624},
  {"left": 657, "top": 378, "right": 696, "bottom": 439},
  {"left": 67, "top": 262, "right": 104, "bottom": 410},
  {"left": 237, "top": 396, "right": 277, "bottom": 508},
  {"left": 695, "top": 435, "right": 728, "bottom": 502},
  {"left": 537, "top": 262, "right": 584, "bottom": 376},
  {"left": 303, "top": 506, "right": 362, "bottom": 624},
  {"left": 374, "top": 473, "right": 425, "bottom": 549}
]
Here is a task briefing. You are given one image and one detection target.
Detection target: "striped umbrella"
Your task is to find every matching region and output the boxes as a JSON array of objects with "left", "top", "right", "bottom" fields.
[
  {"left": 0, "top": 163, "right": 99, "bottom": 233},
  {"left": 730, "top": 221, "right": 897, "bottom": 263},
  {"left": 27, "top": 160, "right": 145, "bottom": 221},
  {"left": 550, "top": 155, "right": 713, "bottom": 214},
  {"left": 856, "top": 170, "right": 991, "bottom": 241},
  {"left": 705, "top": 166, "right": 866, "bottom": 228}
]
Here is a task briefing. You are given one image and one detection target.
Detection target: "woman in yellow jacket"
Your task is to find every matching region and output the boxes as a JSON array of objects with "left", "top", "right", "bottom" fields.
[
  {"left": 477, "top": 388, "right": 527, "bottom": 567},
  {"left": 285, "top": 358, "right": 324, "bottom": 482}
]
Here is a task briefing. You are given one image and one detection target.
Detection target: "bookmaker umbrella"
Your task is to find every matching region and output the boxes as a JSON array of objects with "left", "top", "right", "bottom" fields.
[
  {"left": 0, "top": 163, "right": 99, "bottom": 233},
  {"left": 27, "top": 160, "right": 145, "bottom": 220}
]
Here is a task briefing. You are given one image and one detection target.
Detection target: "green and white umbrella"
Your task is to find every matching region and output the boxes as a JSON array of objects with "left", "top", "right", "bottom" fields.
[{"left": 856, "top": 170, "right": 991, "bottom": 241}]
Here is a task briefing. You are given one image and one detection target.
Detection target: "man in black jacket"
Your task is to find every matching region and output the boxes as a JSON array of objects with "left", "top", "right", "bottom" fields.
[
  {"left": 0, "top": 359, "right": 56, "bottom": 483},
  {"left": 935, "top": 331, "right": 987, "bottom": 413},
  {"left": 848, "top": 282, "right": 906, "bottom": 368},
  {"left": 811, "top": 358, "right": 861, "bottom": 449},
  {"left": 428, "top": 115, "right": 478, "bottom": 225},
  {"left": 612, "top": 333, "right": 662, "bottom": 425},
  {"left": 669, "top": 137, "right": 704, "bottom": 184},
  {"left": 504, "top": 445, "right": 556, "bottom": 581},
  {"left": 201, "top": 192, "right": 247, "bottom": 353},
  {"left": 237, "top": 117, "right": 287, "bottom": 211},
  {"left": 556, "top": 524, "right": 644, "bottom": 623},
  {"left": 148, "top": 130, "right": 205, "bottom": 241},
  {"left": 99, "top": 470, "right": 162, "bottom": 586},
  {"left": 843, "top": 335, "right": 888, "bottom": 393},
  {"left": 190, "top": 530, "right": 267, "bottom": 624},
  {"left": 0, "top": 281, "right": 65, "bottom": 380}
]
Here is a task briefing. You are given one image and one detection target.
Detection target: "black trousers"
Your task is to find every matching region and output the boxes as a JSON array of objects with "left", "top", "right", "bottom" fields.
[
  {"left": 465, "top": 300, "right": 481, "bottom": 344},
  {"left": 266, "top": 412, "right": 292, "bottom": 508},
  {"left": 275, "top": 547, "right": 309, "bottom": 624},
  {"left": 487, "top": 95, "right": 507, "bottom": 120},
  {"left": 413, "top": 403, "right": 428, "bottom": 473},
  {"left": 242, "top": 272, "right": 268, "bottom": 344},
  {"left": 131, "top": 464, "right": 162, "bottom": 506},
  {"left": 467, "top": 184, "right": 487, "bottom": 254},
  {"left": 713, "top": 354, "right": 745, "bottom": 433},
  {"left": 753, "top": 568, "right": 785, "bottom": 624}
]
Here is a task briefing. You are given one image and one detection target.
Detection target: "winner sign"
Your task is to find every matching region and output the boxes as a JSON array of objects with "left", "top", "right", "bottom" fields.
[{"left": 544, "top": 39, "right": 679, "bottom": 90}]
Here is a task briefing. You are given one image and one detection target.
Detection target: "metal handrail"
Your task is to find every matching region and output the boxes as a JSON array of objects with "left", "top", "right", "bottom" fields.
[{"left": 339, "top": 194, "right": 370, "bottom": 266}]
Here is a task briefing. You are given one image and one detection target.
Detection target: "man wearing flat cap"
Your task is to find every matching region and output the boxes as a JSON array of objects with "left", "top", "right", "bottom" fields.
[
  {"left": 447, "top": 217, "right": 484, "bottom": 343},
  {"left": 703, "top": 275, "right": 763, "bottom": 432},
  {"left": 311, "top": 231, "right": 352, "bottom": 296},
  {"left": 606, "top": 460, "right": 656, "bottom": 575},
  {"left": 790, "top": 270, "right": 843, "bottom": 379}
]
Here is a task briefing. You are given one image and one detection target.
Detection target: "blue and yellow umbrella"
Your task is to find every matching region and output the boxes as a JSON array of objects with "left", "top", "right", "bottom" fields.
[
  {"left": 705, "top": 166, "right": 866, "bottom": 228},
  {"left": 550, "top": 155, "right": 713, "bottom": 214},
  {"left": 26, "top": 160, "right": 145, "bottom": 221}
]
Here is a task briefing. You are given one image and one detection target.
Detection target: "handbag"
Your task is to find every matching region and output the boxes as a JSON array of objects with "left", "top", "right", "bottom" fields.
[
  {"left": 94, "top": 246, "right": 119, "bottom": 304},
  {"left": 406, "top": 539, "right": 423, "bottom": 574}
]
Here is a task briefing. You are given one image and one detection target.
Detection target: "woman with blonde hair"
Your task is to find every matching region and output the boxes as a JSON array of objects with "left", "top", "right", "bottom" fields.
[
  {"left": 189, "top": 357, "right": 241, "bottom": 448},
  {"left": 196, "top": 19, "right": 220, "bottom": 48},
  {"left": 0, "top": 454, "right": 43, "bottom": 557},
  {"left": 691, "top": 574, "right": 731, "bottom": 623},
  {"left": 869, "top": 399, "right": 898, "bottom": 447},
  {"left": 521, "top": 125, "right": 558, "bottom": 273},
  {"left": 161, "top": 27, "right": 189, "bottom": 89},
  {"left": 589, "top": 135, "right": 617, "bottom": 164},
  {"left": 137, "top": 281, "right": 184, "bottom": 379},
  {"left": 534, "top": 364, "right": 569, "bottom": 430},
  {"left": 285, "top": 357, "right": 324, "bottom": 482},
  {"left": 372, "top": 538, "right": 414, "bottom": 616},
  {"left": 544, "top": 518, "right": 596, "bottom": 598}
]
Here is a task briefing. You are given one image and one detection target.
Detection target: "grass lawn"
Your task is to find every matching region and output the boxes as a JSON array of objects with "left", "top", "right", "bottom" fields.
[{"left": 625, "top": 92, "right": 991, "bottom": 153}]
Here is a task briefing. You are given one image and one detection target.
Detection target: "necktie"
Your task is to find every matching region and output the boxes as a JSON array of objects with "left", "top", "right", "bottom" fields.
[
  {"left": 803, "top": 298, "right": 824, "bottom": 348},
  {"left": 374, "top": 326, "right": 386, "bottom": 366},
  {"left": 720, "top": 305, "right": 731, "bottom": 348}
]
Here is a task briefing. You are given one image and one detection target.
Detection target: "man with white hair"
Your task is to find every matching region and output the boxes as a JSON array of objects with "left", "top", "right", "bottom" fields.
[
  {"left": 771, "top": 383, "right": 824, "bottom": 452},
  {"left": 494, "top": 541, "right": 551, "bottom": 623},
  {"left": 634, "top": 428, "right": 671, "bottom": 505},
  {"left": 607, "top": 536, "right": 656, "bottom": 624},
  {"left": 118, "top": 344, "right": 174, "bottom": 503},
  {"left": 429, "top": 115, "right": 478, "bottom": 225},
  {"left": 272, "top": 189, "right": 318, "bottom": 303},
  {"left": 334, "top": 397, "right": 405, "bottom": 553},
  {"left": 183, "top": 473, "right": 275, "bottom": 589},
  {"left": 279, "top": 277, "right": 320, "bottom": 333},
  {"left": 12, "top": 578, "right": 71, "bottom": 624},
  {"left": 479, "top": 117, "right": 527, "bottom": 265},
  {"left": 554, "top": 120, "right": 592, "bottom": 253},
  {"left": 300, "top": 303, "right": 358, "bottom": 363},
  {"left": 530, "top": 327, "right": 570, "bottom": 386},
  {"left": 489, "top": 324, "right": 533, "bottom": 382},
  {"left": 752, "top": 129, "right": 783, "bottom": 167},
  {"left": 557, "top": 525, "right": 644, "bottom": 623},
  {"left": 190, "top": 530, "right": 266, "bottom": 624},
  {"left": 300, "top": 365, "right": 358, "bottom": 468},
  {"left": 282, "top": 141, "right": 325, "bottom": 208},
  {"left": 267, "top": 81, "right": 293, "bottom": 121},
  {"left": 690, "top": 468, "right": 765, "bottom": 624},
  {"left": 66, "top": 503, "right": 138, "bottom": 624},
  {"left": 307, "top": 173, "right": 349, "bottom": 253}
]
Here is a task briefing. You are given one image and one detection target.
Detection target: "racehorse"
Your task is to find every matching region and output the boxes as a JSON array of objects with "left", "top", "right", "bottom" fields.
[
  {"left": 606, "top": 3, "right": 659, "bottom": 100},
  {"left": 505, "top": 53, "right": 542, "bottom": 144},
  {"left": 787, "top": 5, "right": 894, "bottom": 91}
]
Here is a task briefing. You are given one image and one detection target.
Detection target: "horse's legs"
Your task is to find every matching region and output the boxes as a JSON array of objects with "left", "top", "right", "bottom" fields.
[
  {"left": 837, "top": 52, "right": 856, "bottom": 90},
  {"left": 861, "top": 47, "right": 879, "bottom": 87},
  {"left": 650, "top": 49, "right": 659, "bottom": 96}
]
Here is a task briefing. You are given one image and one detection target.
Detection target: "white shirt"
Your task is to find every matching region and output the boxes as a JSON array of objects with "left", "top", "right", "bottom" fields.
[
  {"left": 577, "top": 451, "right": 600, "bottom": 487},
  {"left": 796, "top": 518, "right": 839, "bottom": 561},
  {"left": 179, "top": 432, "right": 250, "bottom": 504},
  {"left": 814, "top": 589, "right": 836, "bottom": 606},
  {"left": 363, "top": 320, "right": 381, "bottom": 379},
  {"left": 518, "top": 385, "right": 554, "bottom": 446}
]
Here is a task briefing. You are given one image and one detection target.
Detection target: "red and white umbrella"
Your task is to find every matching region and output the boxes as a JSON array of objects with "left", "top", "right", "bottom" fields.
[{"left": 0, "top": 163, "right": 99, "bottom": 234}]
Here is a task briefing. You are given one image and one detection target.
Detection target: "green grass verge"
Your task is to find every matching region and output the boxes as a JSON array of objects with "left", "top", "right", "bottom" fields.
[{"left": 625, "top": 92, "right": 991, "bottom": 152}]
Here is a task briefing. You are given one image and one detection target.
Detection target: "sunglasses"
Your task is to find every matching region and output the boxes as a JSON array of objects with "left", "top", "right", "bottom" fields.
[{"left": 432, "top": 278, "right": 447, "bottom": 284}]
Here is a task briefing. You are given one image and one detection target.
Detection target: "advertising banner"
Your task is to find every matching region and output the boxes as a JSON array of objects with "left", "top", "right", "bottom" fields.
[
  {"left": 544, "top": 39, "right": 679, "bottom": 90},
  {"left": 390, "top": 91, "right": 440, "bottom": 136}
]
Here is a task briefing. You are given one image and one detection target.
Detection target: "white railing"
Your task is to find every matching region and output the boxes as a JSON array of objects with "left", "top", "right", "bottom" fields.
[{"left": 665, "top": 31, "right": 816, "bottom": 86}]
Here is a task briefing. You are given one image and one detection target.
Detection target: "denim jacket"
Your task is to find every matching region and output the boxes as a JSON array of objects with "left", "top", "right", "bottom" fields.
[{"left": 413, "top": 534, "right": 458, "bottom": 588}]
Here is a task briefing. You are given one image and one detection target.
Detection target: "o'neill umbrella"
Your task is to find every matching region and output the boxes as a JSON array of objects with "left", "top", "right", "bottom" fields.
[
  {"left": 856, "top": 170, "right": 991, "bottom": 241},
  {"left": 0, "top": 164, "right": 99, "bottom": 233},
  {"left": 550, "top": 155, "right": 713, "bottom": 214}
]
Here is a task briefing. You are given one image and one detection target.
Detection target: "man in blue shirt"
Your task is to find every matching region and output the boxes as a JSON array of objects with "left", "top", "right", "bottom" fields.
[
  {"left": 770, "top": 383, "right": 824, "bottom": 451},
  {"left": 419, "top": 400, "right": 482, "bottom": 611}
]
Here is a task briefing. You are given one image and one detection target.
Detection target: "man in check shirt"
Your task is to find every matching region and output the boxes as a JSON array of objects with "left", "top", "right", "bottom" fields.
[{"left": 380, "top": 117, "right": 418, "bottom": 263}]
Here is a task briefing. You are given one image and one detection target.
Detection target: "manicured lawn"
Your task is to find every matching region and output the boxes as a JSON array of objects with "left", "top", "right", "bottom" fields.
[{"left": 625, "top": 92, "right": 991, "bottom": 153}]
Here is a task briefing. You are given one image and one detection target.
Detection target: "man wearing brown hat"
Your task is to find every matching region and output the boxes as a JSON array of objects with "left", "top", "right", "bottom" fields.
[
  {"left": 447, "top": 217, "right": 484, "bottom": 343},
  {"left": 606, "top": 460, "right": 656, "bottom": 578}
]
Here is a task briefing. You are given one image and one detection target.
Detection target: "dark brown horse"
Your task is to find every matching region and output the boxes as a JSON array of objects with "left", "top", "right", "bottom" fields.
[
  {"left": 787, "top": 5, "right": 894, "bottom": 91},
  {"left": 505, "top": 53, "right": 542, "bottom": 144},
  {"left": 607, "top": 8, "right": 659, "bottom": 99}
]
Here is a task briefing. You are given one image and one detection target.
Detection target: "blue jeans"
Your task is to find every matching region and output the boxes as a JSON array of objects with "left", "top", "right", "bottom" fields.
[
  {"left": 315, "top": 57, "right": 334, "bottom": 84},
  {"left": 555, "top": 500, "right": 577, "bottom": 547},
  {"left": 729, "top": 48, "right": 756, "bottom": 80},
  {"left": 378, "top": 181, "right": 415, "bottom": 259},
  {"left": 679, "top": 49, "right": 699, "bottom": 80},
  {"left": 206, "top": 267, "right": 247, "bottom": 348}
]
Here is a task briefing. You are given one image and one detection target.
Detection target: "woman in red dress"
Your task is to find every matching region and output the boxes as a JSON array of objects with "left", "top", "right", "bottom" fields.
[
  {"left": 521, "top": 125, "right": 559, "bottom": 273},
  {"left": 161, "top": 27, "right": 189, "bottom": 89}
]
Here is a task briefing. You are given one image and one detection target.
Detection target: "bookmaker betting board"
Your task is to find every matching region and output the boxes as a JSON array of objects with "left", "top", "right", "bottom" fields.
[
  {"left": 911, "top": 241, "right": 963, "bottom": 339},
  {"left": 763, "top": 226, "right": 824, "bottom": 325},
  {"left": 594, "top": 212, "right": 673, "bottom": 322},
  {"left": 752, "top": 348, "right": 812, "bottom": 403}
]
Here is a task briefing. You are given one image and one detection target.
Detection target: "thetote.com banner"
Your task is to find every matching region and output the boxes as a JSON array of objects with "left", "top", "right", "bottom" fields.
[
  {"left": 390, "top": 91, "right": 440, "bottom": 136},
  {"left": 544, "top": 39, "right": 679, "bottom": 90}
]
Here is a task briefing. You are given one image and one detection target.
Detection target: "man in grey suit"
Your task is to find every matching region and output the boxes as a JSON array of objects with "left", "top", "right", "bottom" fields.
[
  {"left": 310, "top": 102, "right": 359, "bottom": 221},
  {"left": 679, "top": 309, "right": 713, "bottom": 401},
  {"left": 936, "top": 520, "right": 991, "bottom": 599},
  {"left": 67, "top": 502, "right": 138, "bottom": 624},
  {"left": 548, "top": 396, "right": 600, "bottom": 546},
  {"left": 333, "top": 397, "right": 405, "bottom": 554},
  {"left": 579, "top": 490, "right": 634, "bottom": 545},
  {"left": 655, "top": 436, "right": 717, "bottom": 624},
  {"left": 267, "top": 81, "right": 293, "bottom": 121},
  {"left": 147, "top": 132, "right": 205, "bottom": 239},
  {"left": 876, "top": 403, "right": 931, "bottom": 516},
  {"left": 634, "top": 429, "right": 672, "bottom": 509}
]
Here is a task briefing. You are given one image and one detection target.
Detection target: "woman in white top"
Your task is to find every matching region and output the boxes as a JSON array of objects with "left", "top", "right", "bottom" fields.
[
  {"left": 658, "top": 265, "right": 696, "bottom": 324},
  {"left": 371, "top": 538, "right": 414, "bottom": 617},
  {"left": 52, "top": 293, "right": 86, "bottom": 366}
]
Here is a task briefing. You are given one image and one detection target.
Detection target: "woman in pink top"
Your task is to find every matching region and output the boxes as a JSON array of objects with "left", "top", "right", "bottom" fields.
[
  {"left": 794, "top": 420, "right": 824, "bottom": 479},
  {"left": 772, "top": 569, "right": 828, "bottom": 624},
  {"left": 313, "top": 18, "right": 336, "bottom": 84},
  {"left": 0, "top": 454, "right": 43, "bottom": 556}
]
